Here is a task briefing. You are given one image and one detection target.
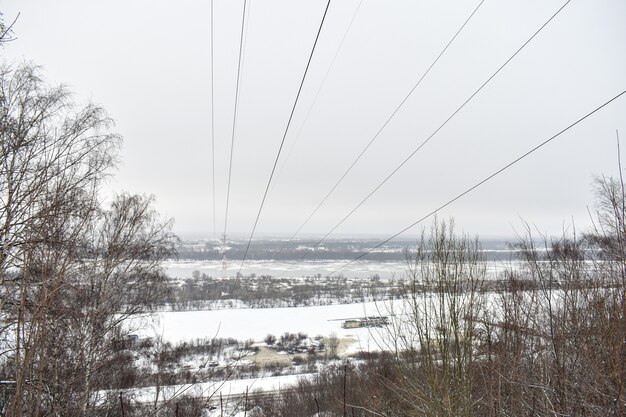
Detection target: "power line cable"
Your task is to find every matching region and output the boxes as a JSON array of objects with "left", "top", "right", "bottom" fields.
[
  {"left": 223, "top": 0, "right": 248, "bottom": 241},
  {"left": 325, "top": 89, "right": 626, "bottom": 277},
  {"left": 300, "top": 0, "right": 571, "bottom": 259},
  {"left": 268, "top": 0, "right": 364, "bottom": 199},
  {"left": 277, "top": 0, "right": 486, "bottom": 255},
  {"left": 211, "top": 0, "right": 216, "bottom": 241},
  {"left": 238, "top": 0, "right": 333, "bottom": 273}
]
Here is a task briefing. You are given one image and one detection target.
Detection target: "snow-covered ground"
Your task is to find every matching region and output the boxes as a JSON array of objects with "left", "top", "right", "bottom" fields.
[
  {"left": 122, "top": 258, "right": 520, "bottom": 411},
  {"left": 131, "top": 301, "right": 399, "bottom": 353},
  {"left": 123, "top": 373, "right": 312, "bottom": 404},
  {"left": 121, "top": 282, "right": 516, "bottom": 412}
]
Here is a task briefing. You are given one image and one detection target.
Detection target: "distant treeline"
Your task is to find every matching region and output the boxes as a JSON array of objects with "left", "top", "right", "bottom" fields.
[
  {"left": 159, "top": 272, "right": 399, "bottom": 310},
  {"left": 176, "top": 238, "right": 516, "bottom": 261}
]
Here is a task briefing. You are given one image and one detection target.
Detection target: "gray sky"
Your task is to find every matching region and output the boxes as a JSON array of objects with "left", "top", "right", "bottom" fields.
[{"left": 2, "top": 0, "right": 625, "bottom": 240}]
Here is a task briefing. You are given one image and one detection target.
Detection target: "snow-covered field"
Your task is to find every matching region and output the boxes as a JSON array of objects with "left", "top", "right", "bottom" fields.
[
  {"left": 132, "top": 301, "right": 399, "bottom": 353},
  {"left": 122, "top": 301, "right": 401, "bottom": 409},
  {"left": 125, "top": 373, "right": 312, "bottom": 404}
]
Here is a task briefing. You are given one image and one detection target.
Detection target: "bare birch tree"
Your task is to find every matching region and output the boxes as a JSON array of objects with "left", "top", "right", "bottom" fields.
[{"left": 0, "top": 64, "right": 176, "bottom": 416}]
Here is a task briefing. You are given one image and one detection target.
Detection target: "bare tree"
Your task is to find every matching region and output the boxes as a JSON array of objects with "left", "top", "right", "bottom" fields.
[
  {"left": 474, "top": 178, "right": 626, "bottom": 417},
  {"left": 383, "top": 219, "right": 486, "bottom": 417},
  {"left": 0, "top": 63, "right": 119, "bottom": 415},
  {"left": 0, "top": 64, "right": 176, "bottom": 416},
  {"left": 326, "top": 333, "right": 339, "bottom": 360}
]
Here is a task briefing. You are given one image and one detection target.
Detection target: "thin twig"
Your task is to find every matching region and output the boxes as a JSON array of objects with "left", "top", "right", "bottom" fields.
[{"left": 0, "top": 12, "right": 20, "bottom": 42}]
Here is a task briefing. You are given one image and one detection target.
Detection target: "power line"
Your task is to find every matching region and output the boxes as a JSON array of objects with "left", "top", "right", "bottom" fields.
[
  {"left": 268, "top": 0, "right": 364, "bottom": 200},
  {"left": 238, "top": 0, "right": 333, "bottom": 273},
  {"left": 211, "top": 0, "right": 216, "bottom": 241},
  {"left": 301, "top": 0, "right": 571, "bottom": 259},
  {"left": 223, "top": 0, "right": 249, "bottom": 241},
  {"left": 277, "top": 0, "right": 486, "bottom": 255},
  {"left": 325, "top": 89, "right": 626, "bottom": 277}
]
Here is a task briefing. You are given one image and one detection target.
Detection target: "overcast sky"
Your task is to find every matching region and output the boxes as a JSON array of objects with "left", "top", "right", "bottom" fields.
[{"left": 2, "top": 0, "right": 625, "bottom": 241}]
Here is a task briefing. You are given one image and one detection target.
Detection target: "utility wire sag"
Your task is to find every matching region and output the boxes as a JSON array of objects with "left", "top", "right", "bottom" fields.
[
  {"left": 278, "top": 0, "right": 486, "bottom": 255},
  {"left": 211, "top": 0, "right": 216, "bottom": 241},
  {"left": 300, "top": 0, "right": 572, "bottom": 261},
  {"left": 269, "top": 0, "right": 365, "bottom": 201},
  {"left": 239, "top": 0, "right": 333, "bottom": 273},
  {"left": 223, "top": 0, "right": 249, "bottom": 243},
  {"left": 326, "top": 88, "right": 626, "bottom": 276}
]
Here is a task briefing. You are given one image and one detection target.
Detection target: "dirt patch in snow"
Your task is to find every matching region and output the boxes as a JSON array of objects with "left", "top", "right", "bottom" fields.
[
  {"left": 251, "top": 346, "right": 293, "bottom": 366},
  {"left": 336, "top": 336, "right": 358, "bottom": 355},
  {"left": 249, "top": 337, "right": 357, "bottom": 367}
]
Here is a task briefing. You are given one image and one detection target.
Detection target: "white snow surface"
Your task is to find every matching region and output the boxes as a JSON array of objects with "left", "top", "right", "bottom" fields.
[
  {"left": 131, "top": 301, "right": 397, "bottom": 352},
  {"left": 126, "top": 373, "right": 312, "bottom": 404}
]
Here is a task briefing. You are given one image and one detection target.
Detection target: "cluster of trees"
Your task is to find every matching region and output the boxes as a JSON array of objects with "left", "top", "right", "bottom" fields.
[
  {"left": 264, "top": 332, "right": 325, "bottom": 355},
  {"left": 249, "top": 182, "right": 625, "bottom": 417},
  {"left": 118, "top": 336, "right": 258, "bottom": 389},
  {"left": 0, "top": 62, "right": 176, "bottom": 415}
]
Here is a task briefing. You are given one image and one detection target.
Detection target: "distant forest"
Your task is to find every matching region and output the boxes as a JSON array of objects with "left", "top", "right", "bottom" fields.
[{"left": 176, "top": 237, "right": 515, "bottom": 261}]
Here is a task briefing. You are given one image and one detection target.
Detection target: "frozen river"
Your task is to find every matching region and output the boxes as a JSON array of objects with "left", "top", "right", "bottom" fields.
[
  {"left": 165, "top": 259, "right": 407, "bottom": 280},
  {"left": 165, "top": 258, "right": 511, "bottom": 281}
]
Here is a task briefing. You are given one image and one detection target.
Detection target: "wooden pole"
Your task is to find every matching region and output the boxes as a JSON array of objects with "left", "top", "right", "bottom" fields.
[{"left": 119, "top": 392, "right": 125, "bottom": 417}]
